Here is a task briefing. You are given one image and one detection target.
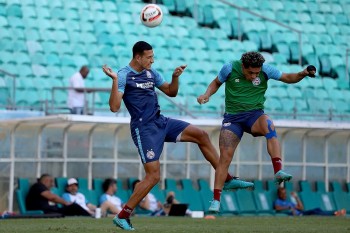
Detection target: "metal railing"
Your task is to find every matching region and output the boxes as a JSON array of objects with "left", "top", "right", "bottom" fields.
[
  {"left": 49, "top": 87, "right": 196, "bottom": 117},
  {"left": 0, "top": 69, "right": 16, "bottom": 108}
]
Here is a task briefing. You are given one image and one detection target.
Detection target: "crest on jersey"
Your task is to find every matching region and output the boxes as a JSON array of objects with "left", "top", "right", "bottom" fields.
[
  {"left": 223, "top": 122, "right": 231, "bottom": 127},
  {"left": 146, "top": 70, "right": 152, "bottom": 79},
  {"left": 146, "top": 150, "right": 155, "bottom": 159},
  {"left": 252, "top": 77, "right": 261, "bottom": 86}
]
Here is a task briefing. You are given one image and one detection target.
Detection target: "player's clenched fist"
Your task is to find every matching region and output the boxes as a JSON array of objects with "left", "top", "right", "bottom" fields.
[{"left": 197, "top": 94, "right": 209, "bottom": 105}]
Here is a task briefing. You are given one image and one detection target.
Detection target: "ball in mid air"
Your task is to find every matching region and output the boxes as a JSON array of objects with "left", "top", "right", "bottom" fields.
[{"left": 140, "top": 4, "right": 163, "bottom": 28}]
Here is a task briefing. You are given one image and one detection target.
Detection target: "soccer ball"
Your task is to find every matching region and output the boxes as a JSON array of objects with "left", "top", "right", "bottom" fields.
[{"left": 140, "top": 4, "right": 163, "bottom": 28}]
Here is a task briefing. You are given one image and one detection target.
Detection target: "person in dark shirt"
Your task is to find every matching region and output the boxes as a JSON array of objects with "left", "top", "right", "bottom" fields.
[{"left": 26, "top": 174, "right": 90, "bottom": 216}]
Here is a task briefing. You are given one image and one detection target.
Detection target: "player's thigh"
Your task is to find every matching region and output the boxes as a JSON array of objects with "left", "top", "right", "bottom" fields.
[
  {"left": 179, "top": 124, "right": 209, "bottom": 143},
  {"left": 143, "top": 160, "right": 161, "bottom": 177},
  {"left": 251, "top": 114, "right": 276, "bottom": 136}
]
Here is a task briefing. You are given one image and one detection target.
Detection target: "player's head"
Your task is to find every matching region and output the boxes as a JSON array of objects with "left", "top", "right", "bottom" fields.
[
  {"left": 277, "top": 187, "right": 287, "bottom": 200},
  {"left": 39, "top": 174, "right": 54, "bottom": 189},
  {"left": 132, "top": 41, "right": 154, "bottom": 70},
  {"left": 66, "top": 178, "right": 79, "bottom": 195},
  {"left": 240, "top": 52, "right": 265, "bottom": 81},
  {"left": 102, "top": 178, "right": 117, "bottom": 194},
  {"left": 79, "top": 65, "right": 90, "bottom": 79}
]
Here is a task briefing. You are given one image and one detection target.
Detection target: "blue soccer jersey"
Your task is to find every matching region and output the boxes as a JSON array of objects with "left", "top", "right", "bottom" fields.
[
  {"left": 118, "top": 66, "right": 165, "bottom": 127},
  {"left": 116, "top": 65, "right": 189, "bottom": 164}
]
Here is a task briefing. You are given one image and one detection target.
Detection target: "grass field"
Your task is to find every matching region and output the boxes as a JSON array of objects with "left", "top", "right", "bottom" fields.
[{"left": 0, "top": 216, "right": 350, "bottom": 233}]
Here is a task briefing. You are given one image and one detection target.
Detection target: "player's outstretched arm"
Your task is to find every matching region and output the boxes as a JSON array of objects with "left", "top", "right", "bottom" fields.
[
  {"left": 279, "top": 65, "right": 316, "bottom": 84},
  {"left": 158, "top": 65, "right": 187, "bottom": 97},
  {"left": 197, "top": 77, "right": 222, "bottom": 104},
  {"left": 102, "top": 65, "right": 123, "bottom": 112}
]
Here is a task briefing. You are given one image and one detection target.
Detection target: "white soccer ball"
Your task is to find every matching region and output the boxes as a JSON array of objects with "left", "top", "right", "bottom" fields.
[{"left": 140, "top": 4, "right": 163, "bottom": 28}]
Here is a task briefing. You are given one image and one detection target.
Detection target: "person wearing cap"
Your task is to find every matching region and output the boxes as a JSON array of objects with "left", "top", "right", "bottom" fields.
[
  {"left": 62, "top": 178, "right": 97, "bottom": 216},
  {"left": 26, "top": 174, "right": 90, "bottom": 216}
]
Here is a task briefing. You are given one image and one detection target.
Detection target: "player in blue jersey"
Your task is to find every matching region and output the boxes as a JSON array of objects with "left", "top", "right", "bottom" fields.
[{"left": 102, "top": 41, "right": 253, "bottom": 230}]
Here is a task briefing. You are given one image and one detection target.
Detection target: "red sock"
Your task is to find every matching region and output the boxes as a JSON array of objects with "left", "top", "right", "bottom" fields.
[
  {"left": 213, "top": 189, "right": 222, "bottom": 201},
  {"left": 272, "top": 157, "right": 282, "bottom": 174},
  {"left": 118, "top": 205, "right": 133, "bottom": 219},
  {"left": 225, "top": 173, "right": 233, "bottom": 182}
]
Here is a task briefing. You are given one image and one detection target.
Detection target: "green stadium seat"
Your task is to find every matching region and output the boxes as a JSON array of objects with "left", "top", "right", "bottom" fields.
[
  {"left": 328, "top": 89, "right": 344, "bottom": 101},
  {"left": 264, "top": 97, "right": 282, "bottom": 112},
  {"left": 31, "top": 52, "right": 47, "bottom": 65},
  {"left": 32, "top": 64, "right": 48, "bottom": 78},
  {"left": 235, "top": 190, "right": 257, "bottom": 215},
  {"left": 50, "top": 7, "right": 66, "bottom": 20},
  {"left": 92, "top": 178, "right": 104, "bottom": 198},
  {"left": 217, "top": 19, "right": 233, "bottom": 38},
  {"left": 16, "top": 178, "right": 44, "bottom": 215},
  {"left": 7, "top": 16, "right": 24, "bottom": 29},
  {"left": 22, "top": 6, "right": 36, "bottom": 19},
  {"left": 17, "top": 64, "right": 33, "bottom": 77},
  {"left": 162, "top": 0, "right": 176, "bottom": 13},
  {"left": 182, "top": 189, "right": 204, "bottom": 211},
  {"left": 7, "top": 4, "right": 22, "bottom": 17},
  {"left": 0, "top": 16, "right": 8, "bottom": 27},
  {"left": 197, "top": 179, "right": 211, "bottom": 191},
  {"left": 76, "top": 178, "right": 88, "bottom": 190},
  {"left": 220, "top": 191, "right": 239, "bottom": 215}
]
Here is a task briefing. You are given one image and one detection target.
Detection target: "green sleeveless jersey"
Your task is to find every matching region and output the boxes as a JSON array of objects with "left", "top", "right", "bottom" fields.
[{"left": 224, "top": 60, "right": 268, "bottom": 114}]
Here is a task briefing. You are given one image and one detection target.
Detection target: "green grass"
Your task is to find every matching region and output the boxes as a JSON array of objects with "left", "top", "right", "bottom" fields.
[{"left": 0, "top": 216, "right": 349, "bottom": 233}]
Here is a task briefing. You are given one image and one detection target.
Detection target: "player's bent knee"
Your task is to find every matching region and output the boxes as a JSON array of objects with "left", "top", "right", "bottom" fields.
[{"left": 265, "top": 119, "right": 277, "bottom": 139}]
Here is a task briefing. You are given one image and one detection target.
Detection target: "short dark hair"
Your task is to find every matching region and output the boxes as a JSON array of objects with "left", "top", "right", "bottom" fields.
[
  {"left": 102, "top": 178, "right": 116, "bottom": 192},
  {"left": 241, "top": 51, "right": 265, "bottom": 68},
  {"left": 132, "top": 179, "right": 141, "bottom": 191},
  {"left": 39, "top": 174, "right": 51, "bottom": 182},
  {"left": 132, "top": 41, "right": 152, "bottom": 58}
]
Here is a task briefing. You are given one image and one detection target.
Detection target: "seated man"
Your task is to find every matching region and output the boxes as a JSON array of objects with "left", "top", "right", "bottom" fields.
[
  {"left": 62, "top": 178, "right": 97, "bottom": 216},
  {"left": 132, "top": 179, "right": 166, "bottom": 216},
  {"left": 274, "top": 187, "right": 346, "bottom": 216},
  {"left": 99, "top": 178, "right": 123, "bottom": 216},
  {"left": 26, "top": 174, "right": 90, "bottom": 216}
]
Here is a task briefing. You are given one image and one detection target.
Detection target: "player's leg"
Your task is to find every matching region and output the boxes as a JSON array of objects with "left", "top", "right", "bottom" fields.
[
  {"left": 171, "top": 122, "right": 233, "bottom": 182},
  {"left": 179, "top": 125, "right": 220, "bottom": 169},
  {"left": 251, "top": 114, "right": 292, "bottom": 184},
  {"left": 114, "top": 160, "right": 160, "bottom": 230},
  {"left": 124, "top": 160, "right": 160, "bottom": 209}
]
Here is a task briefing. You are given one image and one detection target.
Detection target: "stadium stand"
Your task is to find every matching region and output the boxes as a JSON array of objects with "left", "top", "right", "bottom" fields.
[{"left": 0, "top": 0, "right": 349, "bottom": 120}]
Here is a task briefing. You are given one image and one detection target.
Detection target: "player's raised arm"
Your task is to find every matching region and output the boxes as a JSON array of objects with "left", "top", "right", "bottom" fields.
[
  {"left": 102, "top": 65, "right": 124, "bottom": 112},
  {"left": 197, "top": 77, "right": 222, "bottom": 104},
  {"left": 158, "top": 65, "right": 187, "bottom": 97},
  {"left": 279, "top": 65, "right": 316, "bottom": 84}
]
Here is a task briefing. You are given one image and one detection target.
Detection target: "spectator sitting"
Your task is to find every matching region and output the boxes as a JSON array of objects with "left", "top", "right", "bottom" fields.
[
  {"left": 62, "top": 178, "right": 97, "bottom": 216},
  {"left": 132, "top": 179, "right": 166, "bottom": 216},
  {"left": 26, "top": 174, "right": 90, "bottom": 216},
  {"left": 163, "top": 191, "right": 179, "bottom": 215},
  {"left": 274, "top": 187, "right": 346, "bottom": 216},
  {"left": 67, "top": 65, "right": 90, "bottom": 115},
  {"left": 99, "top": 178, "right": 124, "bottom": 216}
]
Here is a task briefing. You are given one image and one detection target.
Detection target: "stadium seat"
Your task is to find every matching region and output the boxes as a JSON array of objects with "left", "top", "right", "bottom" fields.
[
  {"left": 16, "top": 178, "right": 43, "bottom": 214},
  {"left": 235, "top": 190, "right": 257, "bottom": 215},
  {"left": 253, "top": 190, "right": 276, "bottom": 216},
  {"left": 220, "top": 191, "right": 239, "bottom": 215},
  {"left": 55, "top": 177, "right": 68, "bottom": 196}
]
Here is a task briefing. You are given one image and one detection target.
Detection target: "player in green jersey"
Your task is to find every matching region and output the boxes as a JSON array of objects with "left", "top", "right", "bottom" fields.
[{"left": 197, "top": 52, "right": 316, "bottom": 212}]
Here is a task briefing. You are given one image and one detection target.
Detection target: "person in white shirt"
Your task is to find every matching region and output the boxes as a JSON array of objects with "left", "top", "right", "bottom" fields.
[
  {"left": 62, "top": 178, "right": 96, "bottom": 216},
  {"left": 67, "top": 66, "right": 90, "bottom": 114},
  {"left": 99, "top": 178, "right": 123, "bottom": 215}
]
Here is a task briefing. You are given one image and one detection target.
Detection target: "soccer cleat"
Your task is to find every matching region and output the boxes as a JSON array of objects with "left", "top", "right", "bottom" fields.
[
  {"left": 113, "top": 215, "right": 135, "bottom": 231},
  {"left": 208, "top": 200, "right": 220, "bottom": 213},
  {"left": 223, "top": 177, "right": 254, "bottom": 190},
  {"left": 274, "top": 170, "right": 293, "bottom": 184}
]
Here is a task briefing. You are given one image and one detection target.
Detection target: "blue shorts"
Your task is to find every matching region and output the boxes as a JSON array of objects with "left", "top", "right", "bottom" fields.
[
  {"left": 131, "top": 115, "right": 190, "bottom": 163},
  {"left": 221, "top": 109, "right": 265, "bottom": 139}
]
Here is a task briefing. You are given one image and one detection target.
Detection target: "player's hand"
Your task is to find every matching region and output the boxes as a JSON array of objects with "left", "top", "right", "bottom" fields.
[
  {"left": 303, "top": 65, "right": 316, "bottom": 78},
  {"left": 197, "top": 94, "right": 209, "bottom": 105},
  {"left": 102, "top": 65, "right": 118, "bottom": 80},
  {"left": 172, "top": 65, "right": 187, "bottom": 78}
]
